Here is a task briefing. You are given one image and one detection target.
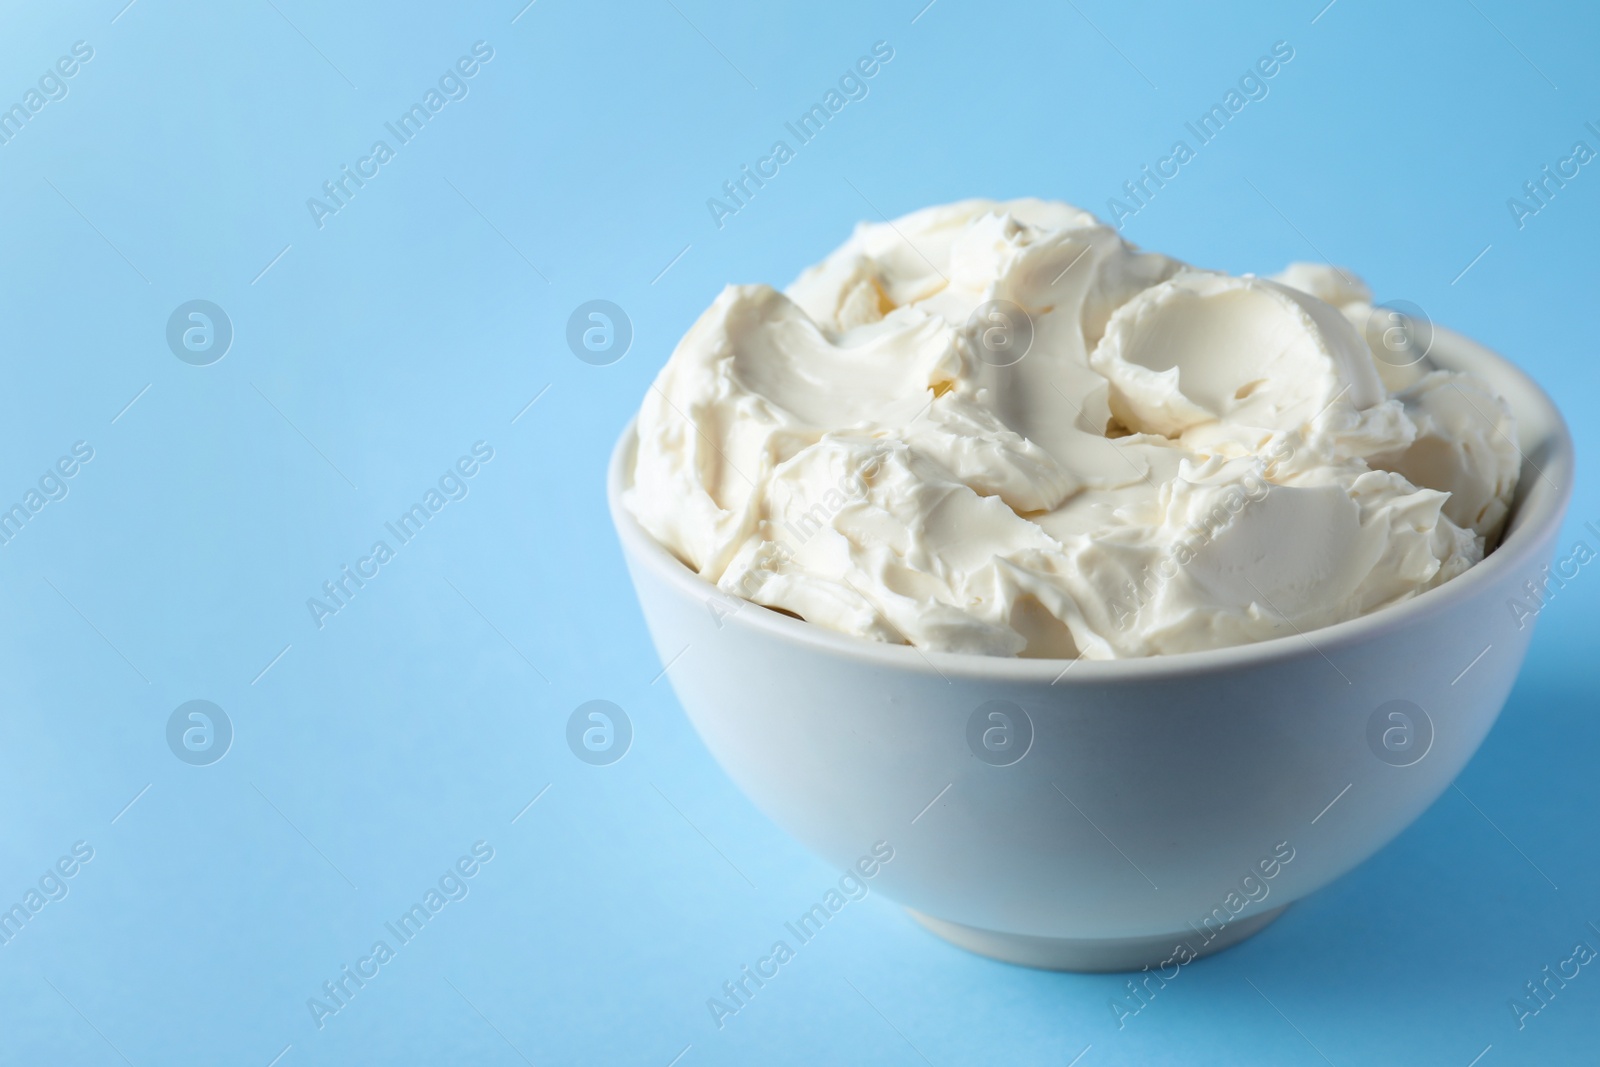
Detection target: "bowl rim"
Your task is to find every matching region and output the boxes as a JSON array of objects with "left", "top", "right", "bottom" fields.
[{"left": 608, "top": 325, "right": 1575, "bottom": 684}]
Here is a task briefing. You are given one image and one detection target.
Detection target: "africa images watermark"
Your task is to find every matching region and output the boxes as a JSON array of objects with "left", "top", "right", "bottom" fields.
[
  {"left": 306, "top": 41, "right": 496, "bottom": 229},
  {"left": 703, "top": 444, "right": 893, "bottom": 631},
  {"left": 0, "top": 440, "right": 95, "bottom": 549},
  {"left": 307, "top": 840, "right": 495, "bottom": 1029},
  {"left": 1107, "top": 40, "right": 1295, "bottom": 230},
  {"left": 0, "top": 841, "right": 95, "bottom": 948},
  {"left": 0, "top": 40, "right": 94, "bottom": 148},
  {"left": 1106, "top": 437, "right": 1295, "bottom": 629},
  {"left": 1111, "top": 840, "right": 1297, "bottom": 1028},
  {"left": 706, "top": 40, "right": 896, "bottom": 230},
  {"left": 704, "top": 841, "right": 896, "bottom": 1030},
  {"left": 1506, "top": 120, "right": 1600, "bottom": 230},
  {"left": 1507, "top": 923, "right": 1600, "bottom": 1031},
  {"left": 306, "top": 441, "right": 495, "bottom": 629},
  {"left": 1507, "top": 518, "right": 1600, "bottom": 630}
]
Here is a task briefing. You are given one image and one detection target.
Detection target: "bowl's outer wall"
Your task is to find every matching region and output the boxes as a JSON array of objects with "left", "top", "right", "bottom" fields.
[
  {"left": 612, "top": 328, "right": 1573, "bottom": 942},
  {"left": 619, "top": 521, "right": 1557, "bottom": 940}
]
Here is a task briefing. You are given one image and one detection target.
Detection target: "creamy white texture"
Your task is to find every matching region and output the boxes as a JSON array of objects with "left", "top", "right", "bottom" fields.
[{"left": 624, "top": 199, "right": 1521, "bottom": 659}]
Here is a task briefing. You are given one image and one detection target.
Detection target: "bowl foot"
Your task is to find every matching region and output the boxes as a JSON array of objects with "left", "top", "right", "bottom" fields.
[{"left": 905, "top": 904, "right": 1290, "bottom": 972}]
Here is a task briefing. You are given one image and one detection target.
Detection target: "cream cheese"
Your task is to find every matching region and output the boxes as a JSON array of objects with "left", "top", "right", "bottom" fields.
[{"left": 625, "top": 199, "right": 1520, "bottom": 659}]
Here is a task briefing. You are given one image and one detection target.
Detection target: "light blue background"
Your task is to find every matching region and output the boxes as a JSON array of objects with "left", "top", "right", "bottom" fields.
[{"left": 0, "top": 0, "right": 1594, "bottom": 1063}]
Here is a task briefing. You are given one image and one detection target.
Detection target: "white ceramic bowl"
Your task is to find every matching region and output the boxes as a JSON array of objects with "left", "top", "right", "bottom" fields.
[{"left": 609, "top": 327, "right": 1573, "bottom": 971}]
